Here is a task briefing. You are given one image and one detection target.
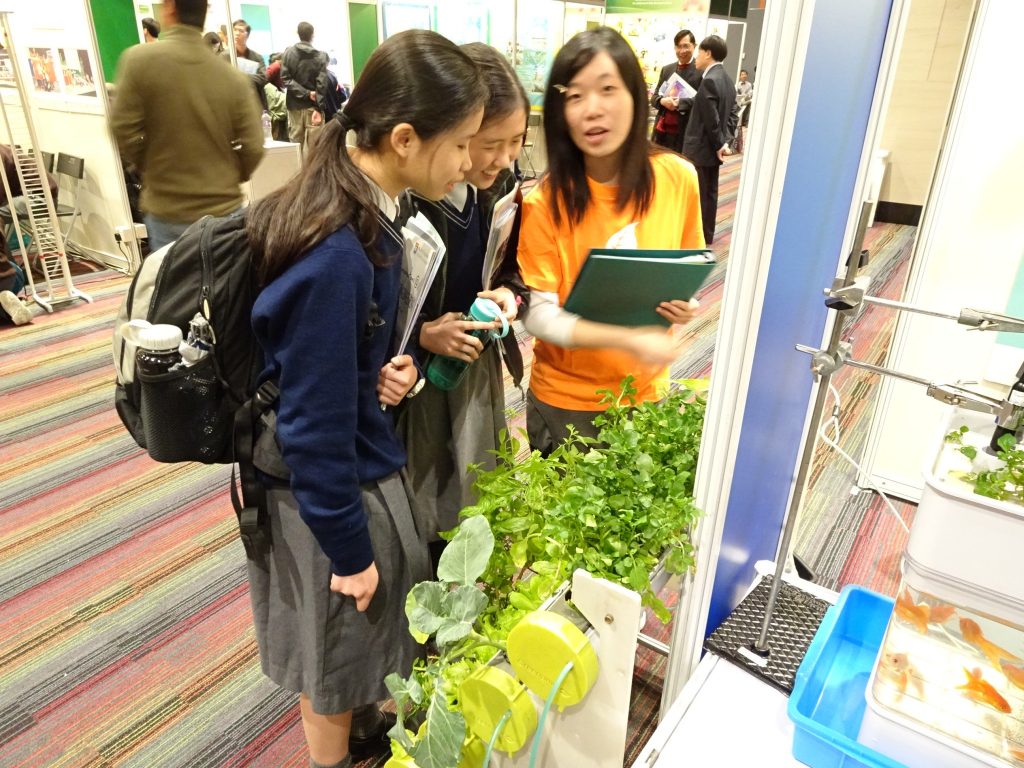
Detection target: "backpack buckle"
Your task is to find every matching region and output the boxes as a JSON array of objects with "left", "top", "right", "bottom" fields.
[{"left": 238, "top": 505, "right": 269, "bottom": 558}]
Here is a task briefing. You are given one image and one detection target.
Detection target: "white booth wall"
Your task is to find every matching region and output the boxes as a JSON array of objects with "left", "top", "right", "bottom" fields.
[
  {"left": 5, "top": 1, "right": 132, "bottom": 269},
  {"left": 861, "top": 0, "right": 1024, "bottom": 500}
]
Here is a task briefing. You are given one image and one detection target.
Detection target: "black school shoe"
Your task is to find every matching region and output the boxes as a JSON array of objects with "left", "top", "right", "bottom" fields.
[{"left": 350, "top": 710, "right": 397, "bottom": 763}]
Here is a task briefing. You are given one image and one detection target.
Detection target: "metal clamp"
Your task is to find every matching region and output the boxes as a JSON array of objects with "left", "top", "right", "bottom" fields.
[
  {"left": 795, "top": 343, "right": 1010, "bottom": 417},
  {"left": 958, "top": 309, "right": 1024, "bottom": 334}
]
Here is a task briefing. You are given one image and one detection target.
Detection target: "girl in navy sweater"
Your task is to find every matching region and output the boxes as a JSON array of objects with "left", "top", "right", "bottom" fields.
[
  {"left": 245, "top": 30, "right": 486, "bottom": 768},
  {"left": 399, "top": 44, "right": 531, "bottom": 557}
]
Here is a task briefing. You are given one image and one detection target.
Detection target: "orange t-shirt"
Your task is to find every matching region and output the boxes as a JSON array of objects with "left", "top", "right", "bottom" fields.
[{"left": 518, "top": 151, "right": 704, "bottom": 411}]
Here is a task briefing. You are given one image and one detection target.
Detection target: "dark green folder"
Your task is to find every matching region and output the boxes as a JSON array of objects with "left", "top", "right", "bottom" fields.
[{"left": 563, "top": 248, "right": 716, "bottom": 327}]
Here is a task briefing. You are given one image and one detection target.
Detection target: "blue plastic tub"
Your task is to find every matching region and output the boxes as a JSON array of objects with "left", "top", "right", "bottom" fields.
[{"left": 787, "top": 586, "right": 904, "bottom": 768}]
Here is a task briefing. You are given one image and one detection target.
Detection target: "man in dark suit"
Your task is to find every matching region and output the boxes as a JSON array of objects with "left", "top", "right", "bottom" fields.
[
  {"left": 651, "top": 29, "right": 703, "bottom": 153},
  {"left": 682, "top": 35, "right": 737, "bottom": 245}
]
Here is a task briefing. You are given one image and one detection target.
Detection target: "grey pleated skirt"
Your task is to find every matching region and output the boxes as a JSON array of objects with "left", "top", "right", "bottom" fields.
[
  {"left": 397, "top": 343, "right": 507, "bottom": 540},
  {"left": 246, "top": 470, "right": 430, "bottom": 715}
]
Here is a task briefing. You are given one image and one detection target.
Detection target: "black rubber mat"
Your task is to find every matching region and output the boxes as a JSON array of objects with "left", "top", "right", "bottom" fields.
[{"left": 704, "top": 575, "right": 830, "bottom": 695}]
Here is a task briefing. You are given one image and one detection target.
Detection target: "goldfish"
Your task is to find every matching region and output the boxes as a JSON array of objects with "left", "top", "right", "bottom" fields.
[
  {"left": 1002, "top": 661, "right": 1024, "bottom": 691},
  {"left": 961, "top": 618, "right": 1022, "bottom": 667},
  {"left": 893, "top": 588, "right": 957, "bottom": 633},
  {"left": 895, "top": 588, "right": 930, "bottom": 633},
  {"left": 958, "top": 667, "right": 1012, "bottom": 713},
  {"left": 928, "top": 603, "right": 956, "bottom": 624},
  {"left": 878, "top": 651, "right": 923, "bottom": 697}
]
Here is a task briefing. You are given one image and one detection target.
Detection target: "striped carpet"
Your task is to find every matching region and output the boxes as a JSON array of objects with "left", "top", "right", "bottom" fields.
[
  {"left": 791, "top": 220, "right": 919, "bottom": 592},
  {"left": 0, "top": 272, "right": 309, "bottom": 767},
  {"left": 0, "top": 154, "right": 910, "bottom": 767}
]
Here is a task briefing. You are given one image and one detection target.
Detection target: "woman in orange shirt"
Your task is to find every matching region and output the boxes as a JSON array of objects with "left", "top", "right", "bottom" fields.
[{"left": 518, "top": 27, "right": 705, "bottom": 454}]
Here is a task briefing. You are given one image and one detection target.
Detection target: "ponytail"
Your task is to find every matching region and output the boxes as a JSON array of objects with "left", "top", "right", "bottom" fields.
[
  {"left": 248, "top": 29, "right": 486, "bottom": 285},
  {"left": 248, "top": 117, "right": 379, "bottom": 285}
]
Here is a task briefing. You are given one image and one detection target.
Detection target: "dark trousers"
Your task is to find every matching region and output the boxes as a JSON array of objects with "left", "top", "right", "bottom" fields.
[
  {"left": 695, "top": 164, "right": 720, "bottom": 245},
  {"left": 652, "top": 128, "right": 684, "bottom": 154}
]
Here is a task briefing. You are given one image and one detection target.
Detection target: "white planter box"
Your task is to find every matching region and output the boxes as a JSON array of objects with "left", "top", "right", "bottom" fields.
[{"left": 907, "top": 407, "right": 1024, "bottom": 606}]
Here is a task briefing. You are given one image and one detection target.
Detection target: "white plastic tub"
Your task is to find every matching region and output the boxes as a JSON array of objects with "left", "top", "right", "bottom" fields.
[
  {"left": 907, "top": 407, "right": 1024, "bottom": 606},
  {"left": 859, "top": 665, "right": 1012, "bottom": 768},
  {"left": 858, "top": 559, "right": 1024, "bottom": 767}
]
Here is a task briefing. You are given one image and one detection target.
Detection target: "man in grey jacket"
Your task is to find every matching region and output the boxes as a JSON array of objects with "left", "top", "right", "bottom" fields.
[{"left": 281, "top": 22, "right": 328, "bottom": 152}]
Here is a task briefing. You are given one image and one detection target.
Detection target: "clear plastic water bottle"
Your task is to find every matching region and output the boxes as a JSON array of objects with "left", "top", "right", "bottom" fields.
[
  {"left": 426, "top": 298, "right": 509, "bottom": 391},
  {"left": 261, "top": 111, "right": 272, "bottom": 141},
  {"left": 135, "top": 324, "right": 184, "bottom": 378}
]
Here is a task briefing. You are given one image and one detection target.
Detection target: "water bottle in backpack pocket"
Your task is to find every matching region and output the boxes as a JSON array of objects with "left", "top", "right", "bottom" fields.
[{"left": 127, "top": 321, "right": 233, "bottom": 463}]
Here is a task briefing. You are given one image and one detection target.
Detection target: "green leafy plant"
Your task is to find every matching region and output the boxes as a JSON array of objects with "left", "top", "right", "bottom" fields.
[
  {"left": 945, "top": 424, "right": 978, "bottom": 460},
  {"left": 386, "top": 378, "right": 707, "bottom": 766},
  {"left": 969, "top": 432, "right": 1024, "bottom": 505},
  {"left": 464, "top": 377, "right": 705, "bottom": 623},
  {"left": 386, "top": 516, "right": 505, "bottom": 768}
]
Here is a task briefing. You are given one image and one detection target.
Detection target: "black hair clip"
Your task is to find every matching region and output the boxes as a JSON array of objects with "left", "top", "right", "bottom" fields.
[{"left": 364, "top": 301, "right": 385, "bottom": 341}]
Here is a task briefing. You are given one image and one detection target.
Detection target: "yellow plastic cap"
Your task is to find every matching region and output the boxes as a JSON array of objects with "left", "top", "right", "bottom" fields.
[
  {"left": 459, "top": 666, "right": 537, "bottom": 754},
  {"left": 507, "top": 611, "right": 599, "bottom": 709}
]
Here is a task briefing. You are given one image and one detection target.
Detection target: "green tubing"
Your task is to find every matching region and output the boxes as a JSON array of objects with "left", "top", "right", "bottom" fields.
[
  {"left": 528, "top": 661, "right": 575, "bottom": 768},
  {"left": 482, "top": 708, "right": 513, "bottom": 768}
]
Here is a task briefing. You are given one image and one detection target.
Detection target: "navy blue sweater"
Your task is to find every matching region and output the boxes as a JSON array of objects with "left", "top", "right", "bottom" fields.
[
  {"left": 439, "top": 192, "right": 486, "bottom": 315},
  {"left": 252, "top": 222, "right": 405, "bottom": 577}
]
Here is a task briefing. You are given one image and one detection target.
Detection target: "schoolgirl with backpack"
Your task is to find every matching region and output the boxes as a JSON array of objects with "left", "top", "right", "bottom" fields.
[{"left": 242, "top": 30, "right": 487, "bottom": 768}]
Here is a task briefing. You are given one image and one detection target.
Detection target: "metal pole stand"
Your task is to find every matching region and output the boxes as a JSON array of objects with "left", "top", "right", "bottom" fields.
[{"left": 704, "top": 203, "right": 877, "bottom": 692}]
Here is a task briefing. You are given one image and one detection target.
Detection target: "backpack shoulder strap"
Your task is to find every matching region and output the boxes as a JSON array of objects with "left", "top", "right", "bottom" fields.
[{"left": 231, "top": 378, "right": 279, "bottom": 558}]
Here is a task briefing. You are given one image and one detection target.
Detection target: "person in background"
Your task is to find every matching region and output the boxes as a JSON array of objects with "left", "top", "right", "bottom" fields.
[
  {"left": 264, "top": 53, "right": 289, "bottom": 141},
  {"left": 111, "top": 0, "right": 264, "bottom": 252},
  {"left": 203, "top": 31, "right": 223, "bottom": 55},
  {"left": 230, "top": 18, "right": 269, "bottom": 110},
  {"left": 281, "top": 22, "right": 329, "bottom": 153},
  {"left": 0, "top": 238, "right": 32, "bottom": 326},
  {"left": 398, "top": 42, "right": 530, "bottom": 568},
  {"left": 517, "top": 27, "right": 703, "bottom": 455},
  {"left": 650, "top": 29, "right": 701, "bottom": 153},
  {"left": 734, "top": 68, "right": 753, "bottom": 152},
  {"left": 736, "top": 68, "right": 753, "bottom": 112},
  {"left": 141, "top": 17, "right": 160, "bottom": 43},
  {"left": 682, "top": 34, "right": 736, "bottom": 245},
  {"left": 244, "top": 29, "right": 486, "bottom": 768}
]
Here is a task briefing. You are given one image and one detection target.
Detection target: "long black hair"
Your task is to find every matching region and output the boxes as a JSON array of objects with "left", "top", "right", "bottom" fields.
[
  {"left": 460, "top": 43, "right": 529, "bottom": 129},
  {"left": 248, "top": 30, "right": 487, "bottom": 284},
  {"left": 542, "top": 27, "right": 662, "bottom": 226}
]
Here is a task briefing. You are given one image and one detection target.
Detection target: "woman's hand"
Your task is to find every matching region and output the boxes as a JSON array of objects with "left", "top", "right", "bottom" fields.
[
  {"left": 656, "top": 298, "right": 699, "bottom": 326},
  {"left": 330, "top": 562, "right": 379, "bottom": 612},
  {"left": 377, "top": 354, "right": 419, "bottom": 405},
  {"left": 624, "top": 326, "right": 682, "bottom": 366},
  {"left": 477, "top": 287, "right": 518, "bottom": 322},
  {"left": 419, "top": 312, "right": 494, "bottom": 362}
]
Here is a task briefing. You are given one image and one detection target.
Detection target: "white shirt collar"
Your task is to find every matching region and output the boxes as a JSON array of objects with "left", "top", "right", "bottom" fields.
[
  {"left": 702, "top": 61, "right": 722, "bottom": 79},
  {"left": 347, "top": 144, "right": 401, "bottom": 221},
  {"left": 364, "top": 176, "right": 400, "bottom": 222},
  {"left": 444, "top": 181, "right": 476, "bottom": 212}
]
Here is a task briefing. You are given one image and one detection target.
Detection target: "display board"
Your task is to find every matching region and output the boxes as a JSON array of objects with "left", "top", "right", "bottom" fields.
[
  {"left": 604, "top": 3, "right": 710, "bottom": 91},
  {"left": 88, "top": 0, "right": 136, "bottom": 81}
]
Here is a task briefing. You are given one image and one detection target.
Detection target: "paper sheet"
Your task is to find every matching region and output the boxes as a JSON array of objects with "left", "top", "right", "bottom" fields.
[
  {"left": 395, "top": 212, "right": 446, "bottom": 355},
  {"left": 480, "top": 180, "right": 519, "bottom": 289}
]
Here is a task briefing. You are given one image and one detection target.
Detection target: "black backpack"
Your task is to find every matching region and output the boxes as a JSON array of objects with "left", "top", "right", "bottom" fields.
[{"left": 113, "top": 211, "right": 276, "bottom": 555}]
